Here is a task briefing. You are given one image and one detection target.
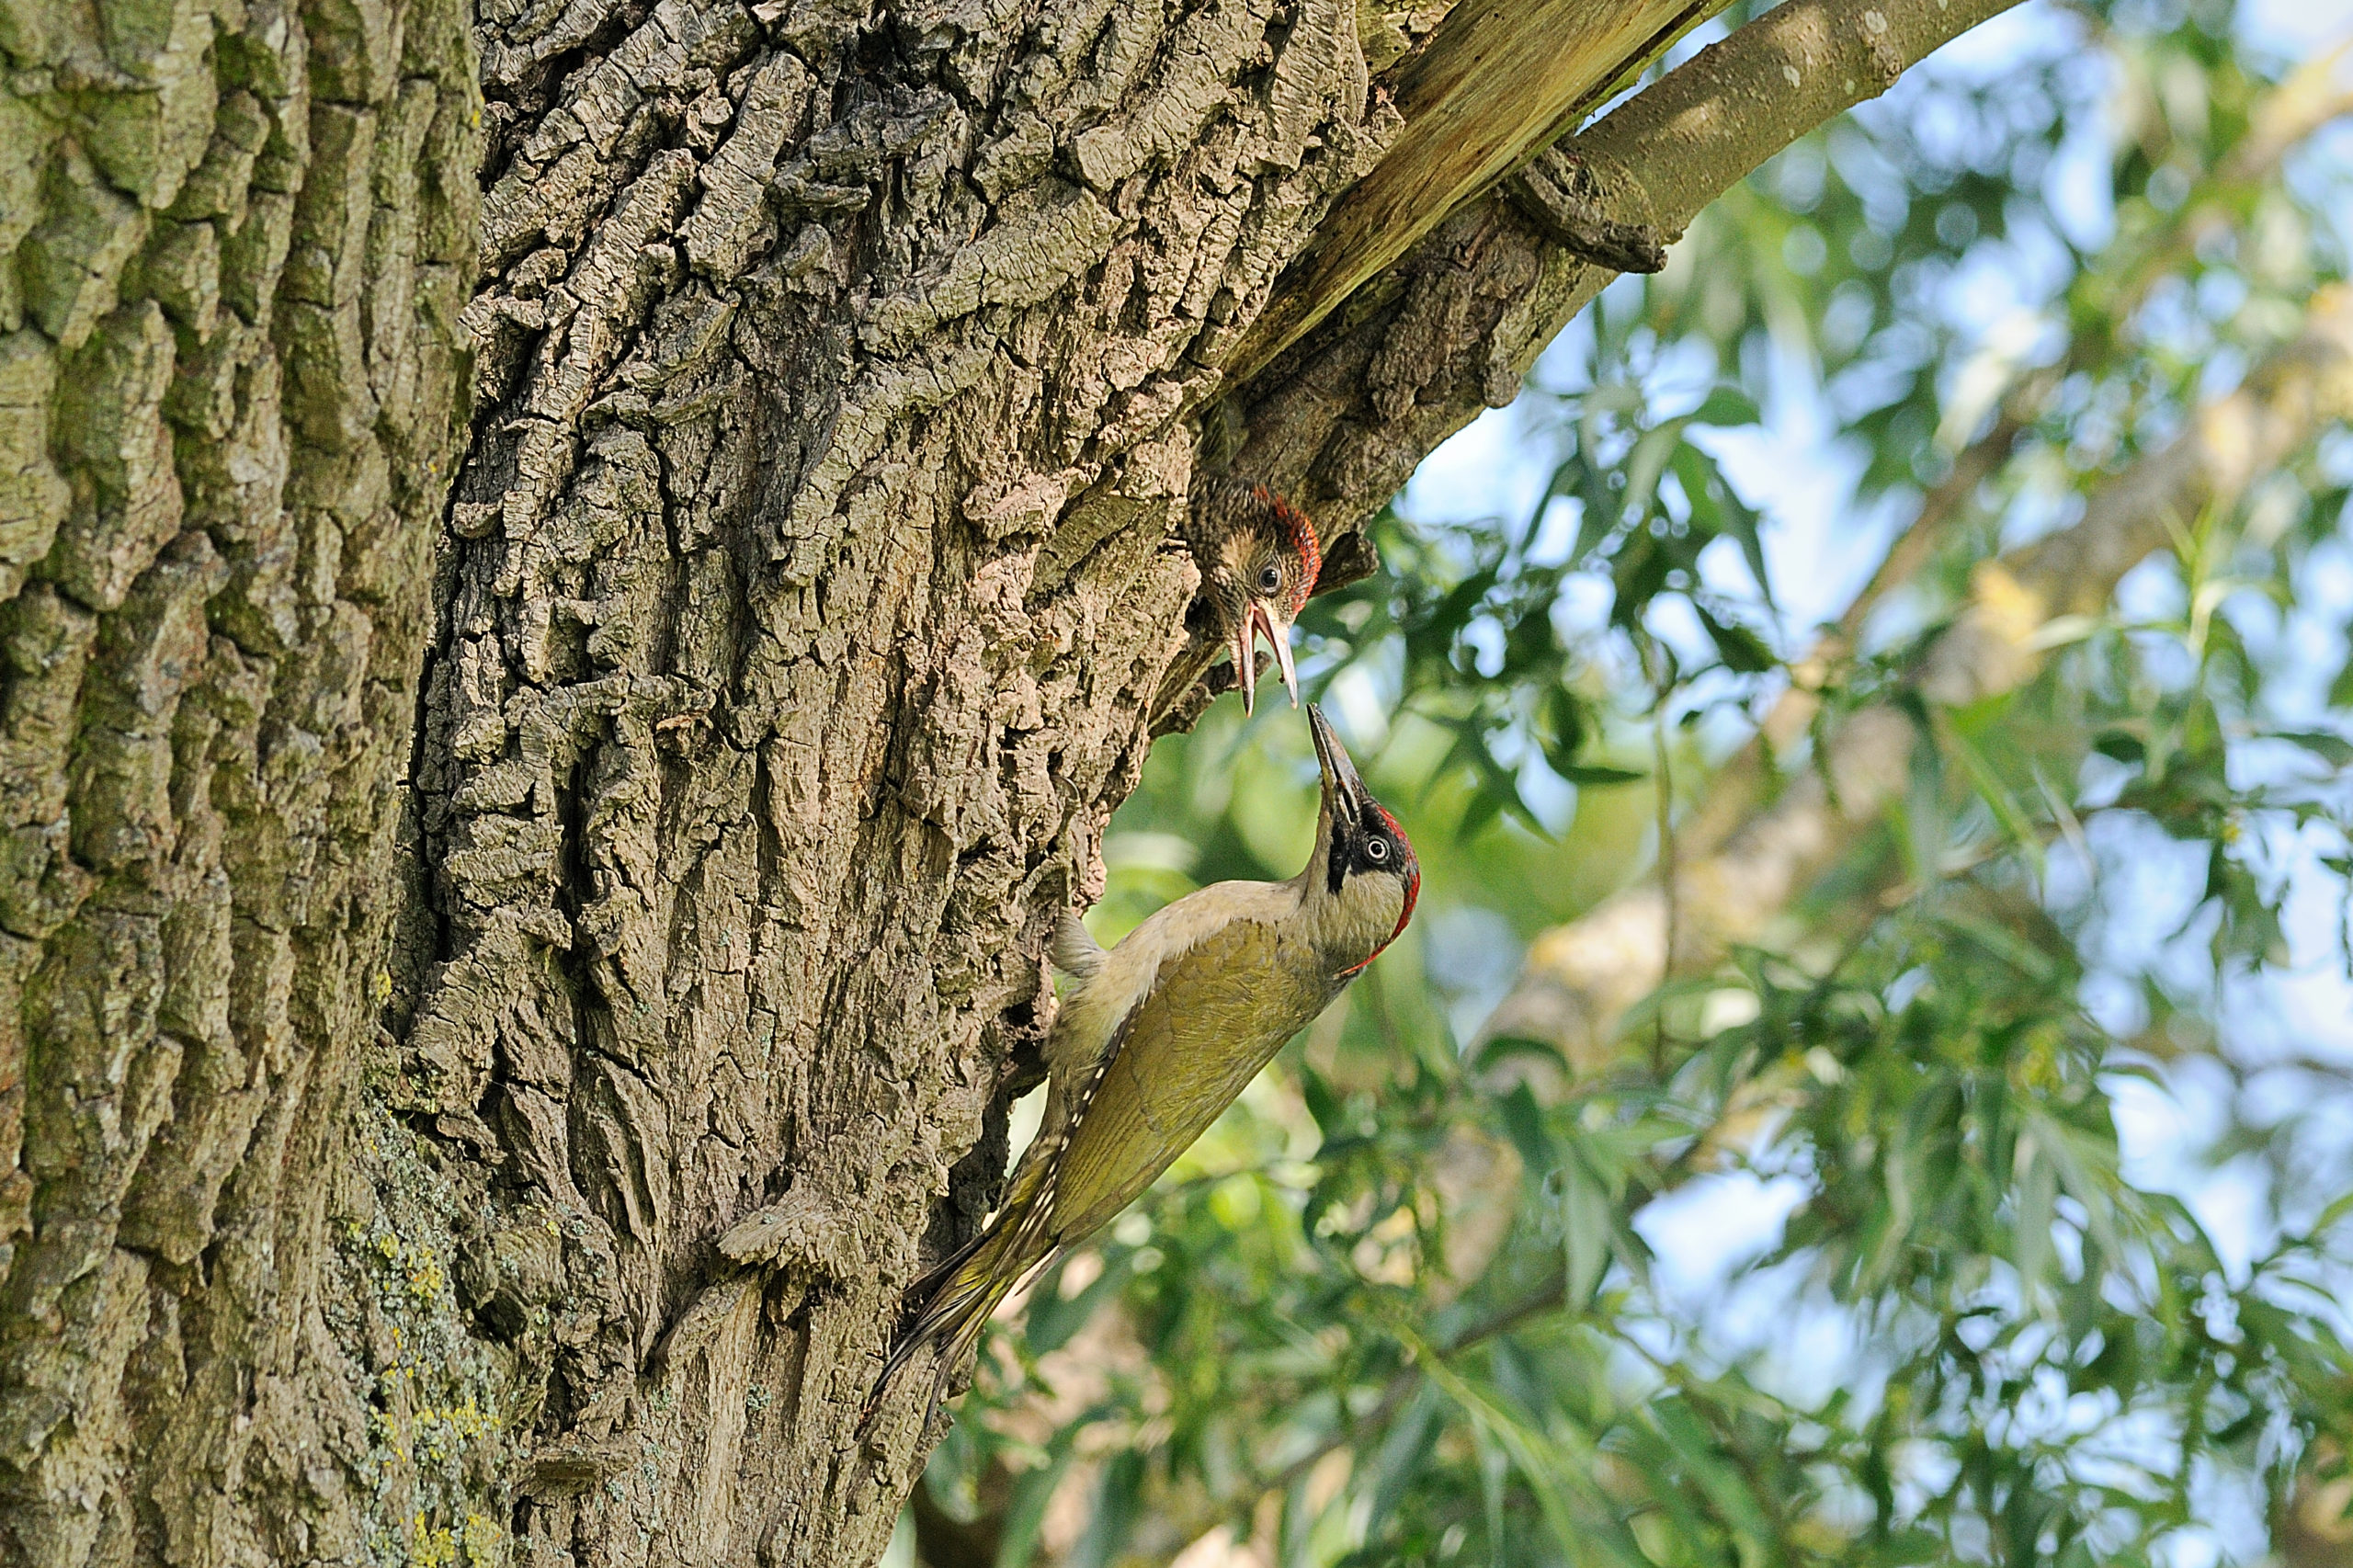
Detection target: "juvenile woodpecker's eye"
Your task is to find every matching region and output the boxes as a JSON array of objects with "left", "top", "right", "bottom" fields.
[
  {"left": 1256, "top": 564, "right": 1282, "bottom": 595},
  {"left": 1365, "top": 836, "right": 1390, "bottom": 863}
]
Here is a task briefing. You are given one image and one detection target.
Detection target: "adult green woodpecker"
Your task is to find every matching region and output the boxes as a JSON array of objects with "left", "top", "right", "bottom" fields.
[{"left": 875, "top": 704, "right": 1418, "bottom": 1420}]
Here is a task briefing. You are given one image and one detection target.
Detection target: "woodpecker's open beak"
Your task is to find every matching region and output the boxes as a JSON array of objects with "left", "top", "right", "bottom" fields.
[
  {"left": 1234, "top": 601, "right": 1300, "bottom": 715},
  {"left": 1307, "top": 702, "right": 1362, "bottom": 824}
]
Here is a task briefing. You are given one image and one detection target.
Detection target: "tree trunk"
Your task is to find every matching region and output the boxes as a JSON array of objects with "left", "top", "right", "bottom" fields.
[
  {"left": 0, "top": 0, "right": 2013, "bottom": 1563},
  {"left": 408, "top": 4, "right": 1406, "bottom": 1563},
  {"left": 0, "top": 0, "right": 481, "bottom": 1556}
]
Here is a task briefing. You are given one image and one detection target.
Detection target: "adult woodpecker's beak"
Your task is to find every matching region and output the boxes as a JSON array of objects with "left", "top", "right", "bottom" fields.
[
  {"left": 1234, "top": 601, "right": 1301, "bottom": 715},
  {"left": 1307, "top": 702, "right": 1363, "bottom": 825}
]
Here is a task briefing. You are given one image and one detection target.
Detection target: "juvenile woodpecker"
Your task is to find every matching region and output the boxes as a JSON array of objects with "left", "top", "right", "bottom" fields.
[
  {"left": 1157, "top": 479, "right": 1324, "bottom": 721},
  {"left": 875, "top": 705, "right": 1417, "bottom": 1421}
]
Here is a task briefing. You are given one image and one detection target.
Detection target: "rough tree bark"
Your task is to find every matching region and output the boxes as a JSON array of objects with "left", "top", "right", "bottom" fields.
[
  {"left": 0, "top": 1, "right": 2016, "bottom": 1566},
  {"left": 0, "top": 0, "right": 481, "bottom": 1560}
]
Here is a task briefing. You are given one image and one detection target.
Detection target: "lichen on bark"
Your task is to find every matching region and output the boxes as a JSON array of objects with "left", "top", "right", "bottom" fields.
[{"left": 0, "top": 0, "right": 479, "bottom": 1550}]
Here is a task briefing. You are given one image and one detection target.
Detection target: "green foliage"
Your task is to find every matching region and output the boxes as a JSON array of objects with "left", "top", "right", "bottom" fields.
[{"left": 917, "top": 5, "right": 2353, "bottom": 1565}]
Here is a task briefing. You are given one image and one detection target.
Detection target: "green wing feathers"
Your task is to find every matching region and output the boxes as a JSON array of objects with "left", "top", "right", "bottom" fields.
[
  {"left": 875, "top": 915, "right": 1329, "bottom": 1415},
  {"left": 871, "top": 1002, "right": 1146, "bottom": 1415},
  {"left": 1049, "top": 918, "right": 1308, "bottom": 1241}
]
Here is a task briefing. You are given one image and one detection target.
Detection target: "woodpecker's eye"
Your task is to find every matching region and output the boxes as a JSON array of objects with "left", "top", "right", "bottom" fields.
[
  {"left": 1365, "top": 836, "right": 1390, "bottom": 863},
  {"left": 1256, "top": 564, "right": 1282, "bottom": 596}
]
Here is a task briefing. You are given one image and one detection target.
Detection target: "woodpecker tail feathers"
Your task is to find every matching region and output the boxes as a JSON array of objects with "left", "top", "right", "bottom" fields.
[
  {"left": 863, "top": 1187, "right": 1054, "bottom": 1436},
  {"left": 865, "top": 1001, "right": 1142, "bottom": 1436}
]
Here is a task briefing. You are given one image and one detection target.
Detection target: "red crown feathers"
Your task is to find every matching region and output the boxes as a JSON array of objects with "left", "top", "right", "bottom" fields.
[
  {"left": 1371, "top": 801, "right": 1418, "bottom": 943},
  {"left": 1251, "top": 484, "right": 1321, "bottom": 616}
]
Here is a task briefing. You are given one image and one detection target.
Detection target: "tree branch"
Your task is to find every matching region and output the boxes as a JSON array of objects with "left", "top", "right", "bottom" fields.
[
  {"left": 1227, "top": 0, "right": 2028, "bottom": 553},
  {"left": 1229, "top": 0, "right": 1729, "bottom": 382},
  {"left": 1505, "top": 146, "right": 1676, "bottom": 274}
]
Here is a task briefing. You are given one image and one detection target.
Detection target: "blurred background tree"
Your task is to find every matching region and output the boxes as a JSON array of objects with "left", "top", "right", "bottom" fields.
[{"left": 908, "top": 4, "right": 2353, "bottom": 1563}]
